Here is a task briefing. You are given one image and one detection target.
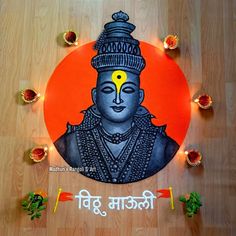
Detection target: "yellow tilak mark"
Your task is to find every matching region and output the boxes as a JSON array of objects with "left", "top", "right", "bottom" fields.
[{"left": 111, "top": 70, "right": 127, "bottom": 94}]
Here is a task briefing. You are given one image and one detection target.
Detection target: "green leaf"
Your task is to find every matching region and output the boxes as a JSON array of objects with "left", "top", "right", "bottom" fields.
[
  {"left": 35, "top": 212, "right": 41, "bottom": 218},
  {"left": 187, "top": 212, "right": 194, "bottom": 217},
  {"left": 34, "top": 201, "right": 41, "bottom": 209},
  {"left": 186, "top": 202, "right": 191, "bottom": 208},
  {"left": 179, "top": 196, "right": 186, "bottom": 202},
  {"left": 38, "top": 205, "right": 46, "bottom": 211},
  {"left": 31, "top": 202, "right": 37, "bottom": 209},
  {"left": 31, "top": 215, "right": 35, "bottom": 220},
  {"left": 186, "top": 207, "right": 192, "bottom": 212},
  {"left": 192, "top": 192, "right": 201, "bottom": 200},
  {"left": 35, "top": 202, "right": 40, "bottom": 208},
  {"left": 196, "top": 202, "right": 201, "bottom": 207},
  {"left": 42, "top": 198, "right": 48, "bottom": 203},
  {"left": 29, "top": 192, "right": 35, "bottom": 198},
  {"left": 21, "top": 200, "right": 28, "bottom": 206}
]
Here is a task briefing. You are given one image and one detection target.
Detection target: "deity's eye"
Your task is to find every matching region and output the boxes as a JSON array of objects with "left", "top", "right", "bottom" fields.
[
  {"left": 122, "top": 87, "right": 135, "bottom": 94},
  {"left": 101, "top": 86, "right": 115, "bottom": 94}
]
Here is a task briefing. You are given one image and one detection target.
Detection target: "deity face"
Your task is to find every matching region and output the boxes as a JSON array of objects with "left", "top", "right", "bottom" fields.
[{"left": 93, "top": 70, "right": 144, "bottom": 123}]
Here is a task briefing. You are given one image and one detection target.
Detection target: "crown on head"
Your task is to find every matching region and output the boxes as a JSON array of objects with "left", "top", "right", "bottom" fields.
[{"left": 91, "top": 11, "right": 146, "bottom": 75}]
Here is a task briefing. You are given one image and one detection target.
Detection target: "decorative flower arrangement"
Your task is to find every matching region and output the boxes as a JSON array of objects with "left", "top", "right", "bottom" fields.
[
  {"left": 179, "top": 192, "right": 202, "bottom": 217},
  {"left": 21, "top": 190, "right": 48, "bottom": 220}
]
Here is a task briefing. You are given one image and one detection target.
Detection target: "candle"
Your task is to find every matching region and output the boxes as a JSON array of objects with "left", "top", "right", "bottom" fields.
[
  {"left": 194, "top": 94, "right": 212, "bottom": 109},
  {"left": 184, "top": 150, "right": 202, "bottom": 167},
  {"left": 30, "top": 145, "right": 48, "bottom": 163},
  {"left": 21, "top": 89, "right": 40, "bottom": 104},
  {"left": 63, "top": 30, "right": 78, "bottom": 46},
  {"left": 163, "top": 35, "right": 179, "bottom": 50}
]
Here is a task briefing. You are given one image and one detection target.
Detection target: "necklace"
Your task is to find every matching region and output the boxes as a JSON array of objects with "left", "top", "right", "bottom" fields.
[{"left": 97, "top": 123, "right": 136, "bottom": 144}]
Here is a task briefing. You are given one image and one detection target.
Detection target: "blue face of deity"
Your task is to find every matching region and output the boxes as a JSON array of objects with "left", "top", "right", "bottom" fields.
[{"left": 93, "top": 70, "right": 144, "bottom": 123}]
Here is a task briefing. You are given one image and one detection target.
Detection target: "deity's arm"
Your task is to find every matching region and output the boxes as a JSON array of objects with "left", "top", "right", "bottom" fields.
[
  {"left": 164, "top": 136, "right": 179, "bottom": 163},
  {"left": 54, "top": 131, "right": 82, "bottom": 168},
  {"left": 146, "top": 132, "right": 179, "bottom": 177}
]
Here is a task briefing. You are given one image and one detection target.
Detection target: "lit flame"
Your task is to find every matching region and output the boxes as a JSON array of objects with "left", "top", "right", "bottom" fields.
[
  {"left": 184, "top": 151, "right": 189, "bottom": 155},
  {"left": 163, "top": 42, "right": 169, "bottom": 49},
  {"left": 194, "top": 98, "right": 199, "bottom": 103}
]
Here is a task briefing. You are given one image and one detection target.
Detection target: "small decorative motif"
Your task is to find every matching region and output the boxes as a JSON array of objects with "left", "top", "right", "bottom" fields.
[
  {"left": 97, "top": 123, "right": 136, "bottom": 144},
  {"left": 112, "top": 11, "right": 129, "bottom": 22}
]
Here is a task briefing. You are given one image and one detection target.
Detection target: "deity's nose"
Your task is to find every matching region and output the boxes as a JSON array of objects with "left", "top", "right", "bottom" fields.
[{"left": 113, "top": 93, "right": 124, "bottom": 104}]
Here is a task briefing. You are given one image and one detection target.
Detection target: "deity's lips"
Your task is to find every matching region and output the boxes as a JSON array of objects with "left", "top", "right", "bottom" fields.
[{"left": 110, "top": 106, "right": 126, "bottom": 112}]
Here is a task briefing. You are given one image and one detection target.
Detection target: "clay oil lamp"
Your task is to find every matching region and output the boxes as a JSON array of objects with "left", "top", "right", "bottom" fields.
[
  {"left": 21, "top": 89, "right": 40, "bottom": 104},
  {"left": 63, "top": 30, "right": 78, "bottom": 46},
  {"left": 184, "top": 150, "right": 202, "bottom": 167},
  {"left": 194, "top": 94, "right": 213, "bottom": 109},
  {"left": 163, "top": 35, "right": 179, "bottom": 50},
  {"left": 30, "top": 145, "right": 48, "bottom": 163}
]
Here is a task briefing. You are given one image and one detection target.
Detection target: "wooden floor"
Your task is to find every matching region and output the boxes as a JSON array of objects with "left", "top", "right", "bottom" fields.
[{"left": 0, "top": 0, "right": 236, "bottom": 235}]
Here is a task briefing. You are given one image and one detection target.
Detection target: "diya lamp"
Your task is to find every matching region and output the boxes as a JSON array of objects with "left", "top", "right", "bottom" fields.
[
  {"left": 29, "top": 145, "right": 48, "bottom": 163},
  {"left": 21, "top": 88, "right": 40, "bottom": 104},
  {"left": 184, "top": 150, "right": 202, "bottom": 167},
  {"left": 163, "top": 35, "right": 179, "bottom": 50},
  {"left": 63, "top": 30, "right": 79, "bottom": 46},
  {"left": 194, "top": 94, "right": 213, "bottom": 109}
]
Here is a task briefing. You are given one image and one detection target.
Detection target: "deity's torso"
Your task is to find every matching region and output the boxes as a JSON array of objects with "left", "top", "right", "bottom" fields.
[{"left": 54, "top": 105, "right": 179, "bottom": 184}]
